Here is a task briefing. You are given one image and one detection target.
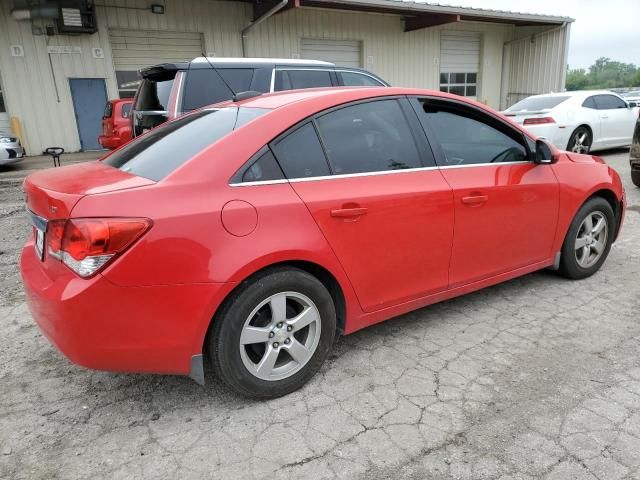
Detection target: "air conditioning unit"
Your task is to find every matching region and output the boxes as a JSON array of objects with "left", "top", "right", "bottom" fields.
[{"left": 56, "top": 1, "right": 97, "bottom": 34}]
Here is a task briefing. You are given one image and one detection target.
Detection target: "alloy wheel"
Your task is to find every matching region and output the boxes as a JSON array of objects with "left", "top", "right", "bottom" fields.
[
  {"left": 574, "top": 211, "right": 608, "bottom": 268},
  {"left": 239, "top": 291, "right": 321, "bottom": 381},
  {"left": 571, "top": 130, "right": 591, "bottom": 154}
]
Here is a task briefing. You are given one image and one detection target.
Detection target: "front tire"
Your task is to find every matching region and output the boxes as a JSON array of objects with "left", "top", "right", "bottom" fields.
[
  {"left": 208, "top": 267, "right": 336, "bottom": 399},
  {"left": 558, "top": 197, "right": 615, "bottom": 280},
  {"left": 567, "top": 126, "right": 592, "bottom": 154}
]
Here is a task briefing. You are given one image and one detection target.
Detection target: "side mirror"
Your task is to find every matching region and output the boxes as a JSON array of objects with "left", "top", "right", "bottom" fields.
[
  {"left": 535, "top": 139, "right": 554, "bottom": 164},
  {"left": 628, "top": 101, "right": 638, "bottom": 108}
]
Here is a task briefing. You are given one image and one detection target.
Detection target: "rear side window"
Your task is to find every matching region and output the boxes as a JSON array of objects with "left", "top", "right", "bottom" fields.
[
  {"left": 338, "top": 71, "right": 383, "bottom": 87},
  {"left": 104, "top": 107, "right": 268, "bottom": 181},
  {"left": 135, "top": 78, "right": 174, "bottom": 111},
  {"left": 271, "top": 123, "right": 330, "bottom": 178},
  {"left": 275, "top": 70, "right": 333, "bottom": 91},
  {"left": 594, "top": 94, "right": 627, "bottom": 109},
  {"left": 181, "top": 69, "right": 256, "bottom": 112},
  {"left": 121, "top": 103, "right": 132, "bottom": 118},
  {"left": 103, "top": 102, "right": 113, "bottom": 118},
  {"left": 315, "top": 100, "right": 422, "bottom": 174},
  {"left": 507, "top": 96, "right": 569, "bottom": 112},
  {"left": 238, "top": 149, "right": 285, "bottom": 183},
  {"left": 582, "top": 96, "right": 597, "bottom": 109}
]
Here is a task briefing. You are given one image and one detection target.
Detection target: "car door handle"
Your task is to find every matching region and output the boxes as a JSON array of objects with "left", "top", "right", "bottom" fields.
[
  {"left": 601, "top": 115, "right": 609, "bottom": 119},
  {"left": 461, "top": 195, "right": 488, "bottom": 206},
  {"left": 330, "top": 207, "right": 368, "bottom": 218}
]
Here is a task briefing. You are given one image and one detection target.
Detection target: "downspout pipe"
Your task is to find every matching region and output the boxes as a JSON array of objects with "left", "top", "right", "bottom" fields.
[{"left": 241, "top": 0, "right": 289, "bottom": 57}]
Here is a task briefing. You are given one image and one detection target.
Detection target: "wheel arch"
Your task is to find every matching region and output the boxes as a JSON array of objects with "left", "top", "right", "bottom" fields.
[
  {"left": 587, "top": 188, "right": 623, "bottom": 239},
  {"left": 200, "top": 259, "right": 350, "bottom": 354}
]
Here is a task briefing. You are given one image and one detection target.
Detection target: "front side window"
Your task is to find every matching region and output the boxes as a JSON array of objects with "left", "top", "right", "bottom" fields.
[
  {"left": 338, "top": 71, "right": 383, "bottom": 87},
  {"left": 315, "top": 100, "right": 422, "bottom": 174},
  {"left": 275, "top": 70, "right": 333, "bottom": 91},
  {"left": 104, "top": 107, "right": 269, "bottom": 181},
  {"left": 440, "top": 72, "right": 477, "bottom": 97},
  {"left": 418, "top": 101, "right": 528, "bottom": 166},
  {"left": 271, "top": 123, "right": 330, "bottom": 179},
  {"left": 594, "top": 94, "right": 627, "bottom": 110}
]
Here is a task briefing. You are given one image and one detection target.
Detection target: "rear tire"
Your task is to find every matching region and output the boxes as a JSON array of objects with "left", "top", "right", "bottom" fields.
[
  {"left": 558, "top": 197, "right": 615, "bottom": 280},
  {"left": 632, "top": 169, "right": 640, "bottom": 187},
  {"left": 567, "top": 126, "right": 592, "bottom": 154},
  {"left": 208, "top": 267, "right": 336, "bottom": 399}
]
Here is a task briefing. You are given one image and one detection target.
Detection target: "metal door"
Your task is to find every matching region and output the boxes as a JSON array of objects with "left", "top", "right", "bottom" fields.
[{"left": 69, "top": 78, "right": 108, "bottom": 150}]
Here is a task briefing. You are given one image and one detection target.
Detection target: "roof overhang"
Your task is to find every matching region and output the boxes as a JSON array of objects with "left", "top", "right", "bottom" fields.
[{"left": 240, "top": 0, "right": 573, "bottom": 31}]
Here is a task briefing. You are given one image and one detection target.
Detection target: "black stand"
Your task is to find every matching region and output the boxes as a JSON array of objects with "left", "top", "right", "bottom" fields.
[{"left": 44, "top": 147, "right": 64, "bottom": 167}]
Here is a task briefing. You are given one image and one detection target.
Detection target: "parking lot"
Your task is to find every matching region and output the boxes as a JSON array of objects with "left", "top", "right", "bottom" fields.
[{"left": 1, "top": 150, "right": 639, "bottom": 480}]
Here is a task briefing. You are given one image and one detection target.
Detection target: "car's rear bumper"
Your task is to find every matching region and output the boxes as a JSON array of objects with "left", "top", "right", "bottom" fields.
[
  {"left": 20, "top": 239, "right": 231, "bottom": 376},
  {"left": 0, "top": 145, "right": 25, "bottom": 164},
  {"left": 98, "top": 135, "right": 125, "bottom": 150}
]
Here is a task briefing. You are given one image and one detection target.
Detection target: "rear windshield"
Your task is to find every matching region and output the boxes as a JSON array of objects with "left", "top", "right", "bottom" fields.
[
  {"left": 134, "top": 78, "right": 175, "bottom": 111},
  {"left": 507, "top": 96, "right": 570, "bottom": 112},
  {"left": 104, "top": 107, "right": 269, "bottom": 181}
]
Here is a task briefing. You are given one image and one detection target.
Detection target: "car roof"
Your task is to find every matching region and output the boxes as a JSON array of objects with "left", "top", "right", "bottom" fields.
[
  {"left": 191, "top": 57, "right": 334, "bottom": 66},
  {"left": 521, "top": 90, "right": 624, "bottom": 100}
]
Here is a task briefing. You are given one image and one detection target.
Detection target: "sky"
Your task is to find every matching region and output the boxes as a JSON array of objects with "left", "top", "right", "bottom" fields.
[{"left": 432, "top": 0, "right": 640, "bottom": 70}]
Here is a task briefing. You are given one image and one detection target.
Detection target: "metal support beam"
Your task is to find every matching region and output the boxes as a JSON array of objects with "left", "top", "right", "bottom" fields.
[
  {"left": 253, "top": 0, "right": 298, "bottom": 21},
  {"left": 404, "top": 13, "right": 460, "bottom": 32}
]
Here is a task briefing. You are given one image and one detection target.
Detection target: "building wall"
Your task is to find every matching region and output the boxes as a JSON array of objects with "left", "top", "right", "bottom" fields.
[
  {"left": 0, "top": 0, "right": 569, "bottom": 154},
  {"left": 502, "top": 24, "right": 571, "bottom": 108}
]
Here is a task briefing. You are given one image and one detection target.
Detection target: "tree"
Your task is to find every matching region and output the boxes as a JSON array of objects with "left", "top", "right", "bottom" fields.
[{"left": 565, "top": 57, "right": 640, "bottom": 90}]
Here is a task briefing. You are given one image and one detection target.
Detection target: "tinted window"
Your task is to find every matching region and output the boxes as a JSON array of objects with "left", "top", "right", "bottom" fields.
[
  {"left": 507, "top": 96, "right": 570, "bottom": 112},
  {"left": 182, "top": 69, "right": 243, "bottom": 111},
  {"left": 271, "top": 123, "right": 330, "bottom": 178},
  {"left": 103, "top": 102, "right": 113, "bottom": 118},
  {"left": 275, "top": 70, "right": 333, "bottom": 91},
  {"left": 339, "top": 71, "right": 383, "bottom": 87},
  {"left": 316, "top": 100, "right": 422, "bottom": 174},
  {"left": 134, "top": 78, "right": 174, "bottom": 111},
  {"left": 421, "top": 103, "right": 527, "bottom": 166},
  {"left": 240, "top": 150, "right": 285, "bottom": 183},
  {"left": 121, "top": 103, "right": 131, "bottom": 118},
  {"left": 594, "top": 94, "right": 627, "bottom": 110},
  {"left": 582, "top": 96, "right": 597, "bottom": 109},
  {"left": 105, "top": 107, "right": 268, "bottom": 181}
]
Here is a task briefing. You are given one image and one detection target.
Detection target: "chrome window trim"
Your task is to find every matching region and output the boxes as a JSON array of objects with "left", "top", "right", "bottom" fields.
[{"left": 228, "top": 160, "right": 533, "bottom": 187}]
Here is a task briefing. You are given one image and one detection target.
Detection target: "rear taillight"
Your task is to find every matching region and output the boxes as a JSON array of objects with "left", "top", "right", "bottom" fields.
[
  {"left": 523, "top": 117, "right": 555, "bottom": 125},
  {"left": 46, "top": 218, "right": 152, "bottom": 278}
]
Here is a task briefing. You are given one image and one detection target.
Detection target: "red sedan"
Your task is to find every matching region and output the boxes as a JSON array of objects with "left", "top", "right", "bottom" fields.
[
  {"left": 21, "top": 88, "right": 626, "bottom": 398},
  {"left": 98, "top": 99, "right": 133, "bottom": 150}
]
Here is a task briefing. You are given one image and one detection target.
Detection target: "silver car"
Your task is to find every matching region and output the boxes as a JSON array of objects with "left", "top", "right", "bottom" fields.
[{"left": 0, "top": 135, "right": 24, "bottom": 165}]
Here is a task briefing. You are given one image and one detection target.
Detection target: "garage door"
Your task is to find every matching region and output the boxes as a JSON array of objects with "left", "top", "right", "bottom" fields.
[
  {"left": 439, "top": 31, "right": 480, "bottom": 99},
  {"left": 109, "top": 29, "right": 204, "bottom": 97},
  {"left": 301, "top": 39, "right": 361, "bottom": 67}
]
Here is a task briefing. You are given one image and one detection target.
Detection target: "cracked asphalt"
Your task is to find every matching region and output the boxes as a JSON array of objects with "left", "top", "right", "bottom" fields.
[{"left": 1, "top": 150, "right": 639, "bottom": 480}]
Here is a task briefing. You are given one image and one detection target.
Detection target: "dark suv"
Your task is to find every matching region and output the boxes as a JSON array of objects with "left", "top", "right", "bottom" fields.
[
  {"left": 631, "top": 114, "right": 640, "bottom": 187},
  {"left": 131, "top": 57, "right": 389, "bottom": 136}
]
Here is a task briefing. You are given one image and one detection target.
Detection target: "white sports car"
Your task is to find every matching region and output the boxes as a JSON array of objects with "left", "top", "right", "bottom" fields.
[
  {"left": 0, "top": 134, "right": 24, "bottom": 166},
  {"left": 503, "top": 90, "right": 638, "bottom": 153}
]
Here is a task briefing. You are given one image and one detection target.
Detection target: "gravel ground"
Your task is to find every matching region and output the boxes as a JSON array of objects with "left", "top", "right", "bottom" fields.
[{"left": 1, "top": 150, "right": 639, "bottom": 480}]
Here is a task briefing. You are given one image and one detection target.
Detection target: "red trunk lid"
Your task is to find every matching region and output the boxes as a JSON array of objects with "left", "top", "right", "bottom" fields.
[{"left": 24, "top": 161, "right": 154, "bottom": 219}]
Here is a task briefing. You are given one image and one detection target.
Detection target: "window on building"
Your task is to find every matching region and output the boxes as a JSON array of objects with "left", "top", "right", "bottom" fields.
[
  {"left": 115, "top": 71, "right": 141, "bottom": 99},
  {"left": 315, "top": 99, "right": 422, "bottom": 174},
  {"left": 439, "top": 72, "right": 477, "bottom": 97},
  {"left": 271, "top": 123, "right": 331, "bottom": 178}
]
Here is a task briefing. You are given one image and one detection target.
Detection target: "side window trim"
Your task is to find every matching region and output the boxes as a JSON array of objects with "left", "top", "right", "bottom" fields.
[{"left": 408, "top": 96, "right": 533, "bottom": 167}]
